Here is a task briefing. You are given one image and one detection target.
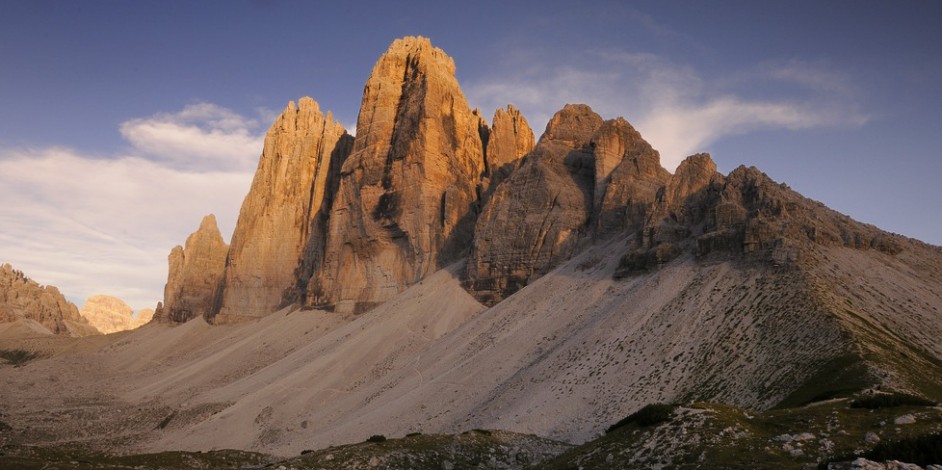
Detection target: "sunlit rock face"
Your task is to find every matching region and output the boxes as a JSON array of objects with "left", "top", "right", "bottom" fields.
[
  {"left": 155, "top": 214, "right": 229, "bottom": 323},
  {"left": 215, "top": 98, "right": 352, "bottom": 320},
  {"left": 308, "top": 36, "right": 487, "bottom": 313}
]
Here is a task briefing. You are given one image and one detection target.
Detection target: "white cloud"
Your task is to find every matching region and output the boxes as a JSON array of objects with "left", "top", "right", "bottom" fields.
[
  {"left": 120, "top": 102, "right": 263, "bottom": 171},
  {"left": 465, "top": 51, "right": 868, "bottom": 171},
  {"left": 0, "top": 103, "right": 262, "bottom": 311}
]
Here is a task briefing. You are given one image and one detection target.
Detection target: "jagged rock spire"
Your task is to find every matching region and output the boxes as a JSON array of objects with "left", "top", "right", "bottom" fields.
[
  {"left": 308, "top": 36, "right": 487, "bottom": 313},
  {"left": 214, "top": 98, "right": 353, "bottom": 320}
]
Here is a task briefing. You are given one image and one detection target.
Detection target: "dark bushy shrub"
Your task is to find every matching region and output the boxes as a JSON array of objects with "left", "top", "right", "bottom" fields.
[
  {"left": 865, "top": 432, "right": 942, "bottom": 466},
  {"left": 851, "top": 393, "right": 935, "bottom": 409},
  {"left": 606, "top": 404, "right": 677, "bottom": 434},
  {"left": 366, "top": 435, "right": 386, "bottom": 443}
]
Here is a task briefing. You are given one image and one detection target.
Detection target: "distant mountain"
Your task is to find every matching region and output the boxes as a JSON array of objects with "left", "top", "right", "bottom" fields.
[
  {"left": 79, "top": 295, "right": 153, "bottom": 334},
  {"left": 0, "top": 263, "right": 99, "bottom": 336}
]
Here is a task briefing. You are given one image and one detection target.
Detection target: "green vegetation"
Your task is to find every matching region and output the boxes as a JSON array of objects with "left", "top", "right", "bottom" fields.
[
  {"left": 0, "top": 349, "right": 42, "bottom": 366},
  {"left": 864, "top": 432, "right": 942, "bottom": 466},
  {"left": 540, "top": 399, "right": 942, "bottom": 470},
  {"left": 0, "top": 430, "right": 571, "bottom": 470},
  {"left": 366, "top": 434, "right": 387, "bottom": 443},
  {"left": 606, "top": 403, "right": 677, "bottom": 433},
  {"left": 0, "top": 445, "right": 271, "bottom": 469},
  {"left": 774, "top": 354, "right": 873, "bottom": 408},
  {"left": 822, "top": 433, "right": 942, "bottom": 468},
  {"left": 851, "top": 392, "right": 936, "bottom": 409}
]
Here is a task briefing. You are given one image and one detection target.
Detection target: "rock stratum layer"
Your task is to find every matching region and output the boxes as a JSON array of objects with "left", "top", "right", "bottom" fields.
[{"left": 0, "top": 263, "right": 98, "bottom": 336}]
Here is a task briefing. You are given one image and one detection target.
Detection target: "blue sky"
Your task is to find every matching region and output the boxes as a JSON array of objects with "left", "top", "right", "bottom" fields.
[{"left": 1, "top": 0, "right": 940, "bottom": 310}]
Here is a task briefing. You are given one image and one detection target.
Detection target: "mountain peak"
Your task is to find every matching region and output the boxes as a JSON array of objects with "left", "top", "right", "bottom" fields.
[{"left": 309, "top": 36, "right": 486, "bottom": 313}]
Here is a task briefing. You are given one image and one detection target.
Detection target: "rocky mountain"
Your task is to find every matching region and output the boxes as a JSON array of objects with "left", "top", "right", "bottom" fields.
[
  {"left": 480, "top": 104, "right": 535, "bottom": 200},
  {"left": 80, "top": 295, "right": 153, "bottom": 334},
  {"left": 154, "top": 214, "right": 228, "bottom": 323},
  {"left": 216, "top": 98, "right": 353, "bottom": 321},
  {"left": 0, "top": 263, "right": 99, "bottom": 336},
  {"left": 159, "top": 36, "right": 535, "bottom": 320},
  {"left": 308, "top": 36, "right": 489, "bottom": 313}
]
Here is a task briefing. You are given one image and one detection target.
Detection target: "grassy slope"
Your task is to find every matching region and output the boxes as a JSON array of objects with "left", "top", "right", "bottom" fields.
[{"left": 535, "top": 399, "right": 942, "bottom": 469}]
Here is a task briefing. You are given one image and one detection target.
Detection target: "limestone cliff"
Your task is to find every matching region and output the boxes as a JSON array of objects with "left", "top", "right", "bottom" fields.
[
  {"left": 467, "top": 104, "right": 603, "bottom": 305},
  {"left": 481, "top": 104, "right": 535, "bottom": 199},
  {"left": 593, "top": 118, "right": 669, "bottom": 237},
  {"left": 155, "top": 215, "right": 228, "bottom": 323},
  {"left": 0, "top": 263, "right": 99, "bottom": 336},
  {"left": 309, "top": 36, "right": 487, "bottom": 313},
  {"left": 216, "top": 98, "right": 352, "bottom": 319}
]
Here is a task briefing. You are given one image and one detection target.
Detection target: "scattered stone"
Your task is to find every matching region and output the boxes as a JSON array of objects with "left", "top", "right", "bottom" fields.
[
  {"left": 865, "top": 432, "right": 881, "bottom": 444},
  {"left": 893, "top": 414, "right": 916, "bottom": 425}
]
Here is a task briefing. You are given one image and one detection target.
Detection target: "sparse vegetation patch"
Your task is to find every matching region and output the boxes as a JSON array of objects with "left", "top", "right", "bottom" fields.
[
  {"left": 606, "top": 403, "right": 677, "bottom": 433},
  {"left": 851, "top": 392, "right": 936, "bottom": 409},
  {"left": 0, "top": 349, "right": 41, "bottom": 366}
]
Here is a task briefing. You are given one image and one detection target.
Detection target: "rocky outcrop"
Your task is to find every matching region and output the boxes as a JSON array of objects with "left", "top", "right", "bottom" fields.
[
  {"left": 216, "top": 98, "right": 352, "bottom": 319},
  {"left": 80, "top": 295, "right": 152, "bottom": 333},
  {"left": 0, "top": 263, "right": 99, "bottom": 336},
  {"left": 481, "top": 104, "right": 534, "bottom": 198},
  {"left": 593, "top": 118, "right": 669, "bottom": 236},
  {"left": 154, "top": 215, "right": 229, "bottom": 323},
  {"left": 467, "top": 104, "right": 603, "bottom": 305},
  {"left": 308, "top": 36, "right": 487, "bottom": 313}
]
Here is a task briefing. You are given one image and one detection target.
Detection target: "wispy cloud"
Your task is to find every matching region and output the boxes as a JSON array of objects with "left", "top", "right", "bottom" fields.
[
  {"left": 465, "top": 50, "right": 869, "bottom": 170},
  {"left": 119, "top": 102, "right": 263, "bottom": 171},
  {"left": 0, "top": 103, "right": 261, "bottom": 310}
]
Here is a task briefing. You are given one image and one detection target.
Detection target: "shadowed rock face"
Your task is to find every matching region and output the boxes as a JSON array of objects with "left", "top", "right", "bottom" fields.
[
  {"left": 0, "top": 263, "right": 98, "bottom": 336},
  {"left": 466, "top": 104, "right": 604, "bottom": 306},
  {"left": 308, "top": 36, "right": 487, "bottom": 313},
  {"left": 593, "top": 118, "right": 670, "bottom": 237},
  {"left": 155, "top": 215, "right": 228, "bottom": 323},
  {"left": 216, "top": 98, "right": 352, "bottom": 319}
]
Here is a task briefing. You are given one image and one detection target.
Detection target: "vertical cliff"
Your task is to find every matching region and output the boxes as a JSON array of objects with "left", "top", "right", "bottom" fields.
[
  {"left": 154, "top": 215, "right": 228, "bottom": 322},
  {"left": 216, "top": 98, "right": 352, "bottom": 319},
  {"left": 308, "top": 36, "right": 487, "bottom": 313},
  {"left": 467, "top": 104, "right": 604, "bottom": 305}
]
